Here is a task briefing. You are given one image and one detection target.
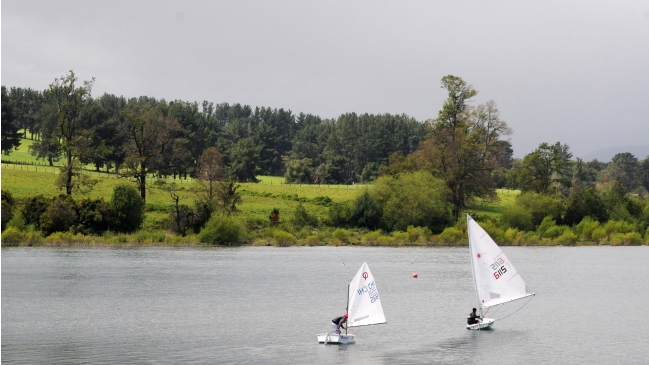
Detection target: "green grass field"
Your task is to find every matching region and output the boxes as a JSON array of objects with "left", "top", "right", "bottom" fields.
[
  {"left": 0, "top": 138, "right": 48, "bottom": 165},
  {"left": 2, "top": 162, "right": 515, "bottom": 229},
  {"left": 468, "top": 189, "right": 519, "bottom": 218},
  {"left": 2, "top": 136, "right": 515, "bottom": 228},
  {"left": 0, "top": 165, "right": 372, "bottom": 224}
]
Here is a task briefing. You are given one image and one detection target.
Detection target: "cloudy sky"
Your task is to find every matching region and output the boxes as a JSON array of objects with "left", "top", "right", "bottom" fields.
[{"left": 2, "top": 0, "right": 648, "bottom": 158}]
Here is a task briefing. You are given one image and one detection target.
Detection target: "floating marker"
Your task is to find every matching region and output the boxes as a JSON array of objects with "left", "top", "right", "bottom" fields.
[{"left": 412, "top": 273, "right": 418, "bottom": 278}]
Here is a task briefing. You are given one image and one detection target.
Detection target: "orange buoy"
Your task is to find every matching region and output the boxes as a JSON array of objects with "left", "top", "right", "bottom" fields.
[{"left": 412, "top": 272, "right": 418, "bottom": 278}]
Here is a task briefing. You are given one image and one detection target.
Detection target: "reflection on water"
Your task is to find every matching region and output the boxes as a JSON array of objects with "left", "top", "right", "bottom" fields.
[{"left": 2, "top": 246, "right": 649, "bottom": 364}]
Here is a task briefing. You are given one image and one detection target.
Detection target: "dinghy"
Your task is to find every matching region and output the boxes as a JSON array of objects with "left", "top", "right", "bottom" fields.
[
  {"left": 317, "top": 262, "right": 386, "bottom": 344},
  {"left": 467, "top": 214, "right": 535, "bottom": 330}
]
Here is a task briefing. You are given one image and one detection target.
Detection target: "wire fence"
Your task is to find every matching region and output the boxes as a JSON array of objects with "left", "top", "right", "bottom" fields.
[
  {"left": 1, "top": 162, "right": 193, "bottom": 183},
  {"left": 2, "top": 160, "right": 367, "bottom": 189}
]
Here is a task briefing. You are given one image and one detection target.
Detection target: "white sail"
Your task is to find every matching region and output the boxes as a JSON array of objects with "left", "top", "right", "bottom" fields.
[
  {"left": 347, "top": 262, "right": 386, "bottom": 327},
  {"left": 468, "top": 215, "right": 534, "bottom": 309}
]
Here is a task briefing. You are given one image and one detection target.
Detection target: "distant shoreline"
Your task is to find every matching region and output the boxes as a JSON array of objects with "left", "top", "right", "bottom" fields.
[{"left": 2, "top": 240, "right": 643, "bottom": 248}]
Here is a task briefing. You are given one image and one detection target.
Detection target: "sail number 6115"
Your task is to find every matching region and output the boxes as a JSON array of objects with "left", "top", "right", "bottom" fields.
[{"left": 493, "top": 266, "right": 507, "bottom": 279}]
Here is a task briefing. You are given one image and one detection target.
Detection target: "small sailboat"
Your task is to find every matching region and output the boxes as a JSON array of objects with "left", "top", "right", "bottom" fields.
[
  {"left": 317, "top": 262, "right": 387, "bottom": 344},
  {"left": 466, "top": 214, "right": 535, "bottom": 330}
]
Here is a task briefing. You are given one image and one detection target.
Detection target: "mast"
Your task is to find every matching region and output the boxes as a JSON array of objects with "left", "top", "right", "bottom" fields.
[
  {"left": 467, "top": 215, "right": 483, "bottom": 318},
  {"left": 345, "top": 283, "right": 350, "bottom": 335}
]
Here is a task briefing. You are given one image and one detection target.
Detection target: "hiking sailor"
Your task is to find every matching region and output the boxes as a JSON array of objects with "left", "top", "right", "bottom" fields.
[
  {"left": 467, "top": 308, "right": 482, "bottom": 325},
  {"left": 331, "top": 313, "right": 348, "bottom": 334}
]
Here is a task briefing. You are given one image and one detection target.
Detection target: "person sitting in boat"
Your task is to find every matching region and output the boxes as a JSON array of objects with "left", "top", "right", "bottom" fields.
[
  {"left": 467, "top": 308, "right": 482, "bottom": 325},
  {"left": 331, "top": 313, "right": 348, "bottom": 334}
]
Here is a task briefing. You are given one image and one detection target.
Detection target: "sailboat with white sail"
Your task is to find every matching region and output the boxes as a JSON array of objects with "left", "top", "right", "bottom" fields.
[
  {"left": 467, "top": 214, "right": 535, "bottom": 330},
  {"left": 317, "top": 262, "right": 387, "bottom": 344}
]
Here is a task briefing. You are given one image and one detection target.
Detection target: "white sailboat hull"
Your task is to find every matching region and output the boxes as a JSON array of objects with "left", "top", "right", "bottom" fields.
[
  {"left": 317, "top": 332, "right": 356, "bottom": 344},
  {"left": 466, "top": 318, "right": 495, "bottom": 330}
]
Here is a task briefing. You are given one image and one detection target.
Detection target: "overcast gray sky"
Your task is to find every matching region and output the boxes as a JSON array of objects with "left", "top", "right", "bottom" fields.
[{"left": 2, "top": 0, "right": 648, "bottom": 158}]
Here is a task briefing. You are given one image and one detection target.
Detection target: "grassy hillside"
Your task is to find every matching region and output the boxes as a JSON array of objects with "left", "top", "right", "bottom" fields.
[
  {"left": 1, "top": 138, "right": 46, "bottom": 165},
  {"left": 468, "top": 189, "right": 520, "bottom": 218},
  {"left": 1, "top": 137, "right": 508, "bottom": 224},
  {"left": 1, "top": 164, "right": 371, "bottom": 225},
  {"left": 1, "top": 162, "right": 515, "bottom": 234}
]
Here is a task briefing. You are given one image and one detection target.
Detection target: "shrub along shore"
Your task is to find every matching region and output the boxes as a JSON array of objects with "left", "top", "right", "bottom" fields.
[
  {"left": 0, "top": 219, "right": 642, "bottom": 248},
  {"left": 2, "top": 167, "right": 647, "bottom": 248}
]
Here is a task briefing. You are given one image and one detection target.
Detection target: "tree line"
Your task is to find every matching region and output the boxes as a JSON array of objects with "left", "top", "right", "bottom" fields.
[{"left": 1, "top": 71, "right": 426, "bottom": 201}]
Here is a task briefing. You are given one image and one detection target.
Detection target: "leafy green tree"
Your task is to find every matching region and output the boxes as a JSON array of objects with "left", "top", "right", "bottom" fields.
[
  {"left": 372, "top": 171, "right": 451, "bottom": 232},
  {"left": 94, "top": 93, "right": 128, "bottom": 172},
  {"left": 1, "top": 86, "right": 23, "bottom": 154},
  {"left": 500, "top": 204, "right": 534, "bottom": 231},
  {"left": 54, "top": 160, "right": 99, "bottom": 195},
  {"left": 1, "top": 190, "right": 15, "bottom": 231},
  {"left": 229, "top": 137, "right": 260, "bottom": 182},
  {"left": 327, "top": 202, "right": 353, "bottom": 227},
  {"left": 416, "top": 76, "right": 512, "bottom": 220},
  {"left": 512, "top": 142, "right": 573, "bottom": 195},
  {"left": 284, "top": 157, "right": 314, "bottom": 183},
  {"left": 48, "top": 71, "right": 95, "bottom": 195},
  {"left": 572, "top": 158, "right": 607, "bottom": 188},
  {"left": 491, "top": 140, "right": 513, "bottom": 188},
  {"left": 351, "top": 190, "right": 381, "bottom": 230},
  {"left": 110, "top": 184, "right": 144, "bottom": 232},
  {"left": 167, "top": 100, "right": 204, "bottom": 178},
  {"left": 198, "top": 101, "right": 222, "bottom": 153},
  {"left": 640, "top": 156, "right": 649, "bottom": 192},
  {"left": 76, "top": 96, "right": 127, "bottom": 172},
  {"left": 163, "top": 137, "right": 193, "bottom": 179},
  {"left": 75, "top": 198, "right": 113, "bottom": 235},
  {"left": 21, "top": 195, "right": 50, "bottom": 229},
  {"left": 572, "top": 158, "right": 589, "bottom": 186},
  {"left": 28, "top": 98, "right": 62, "bottom": 166},
  {"left": 7, "top": 87, "right": 42, "bottom": 138},
  {"left": 515, "top": 192, "right": 566, "bottom": 227},
  {"left": 607, "top": 153, "right": 639, "bottom": 192},
  {"left": 292, "top": 202, "right": 317, "bottom": 228},
  {"left": 190, "top": 200, "right": 216, "bottom": 233},
  {"left": 602, "top": 180, "right": 642, "bottom": 221},
  {"left": 214, "top": 180, "right": 242, "bottom": 216},
  {"left": 290, "top": 114, "right": 327, "bottom": 166},
  {"left": 564, "top": 184, "right": 607, "bottom": 225},
  {"left": 40, "top": 195, "right": 77, "bottom": 235},
  {"left": 120, "top": 102, "right": 180, "bottom": 202},
  {"left": 198, "top": 214, "right": 243, "bottom": 245},
  {"left": 379, "top": 152, "right": 418, "bottom": 177},
  {"left": 253, "top": 107, "right": 296, "bottom": 176},
  {"left": 288, "top": 112, "right": 424, "bottom": 184},
  {"left": 360, "top": 162, "right": 382, "bottom": 183}
]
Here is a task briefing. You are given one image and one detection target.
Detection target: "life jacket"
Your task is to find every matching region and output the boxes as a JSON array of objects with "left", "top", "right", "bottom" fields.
[{"left": 332, "top": 316, "right": 344, "bottom": 324}]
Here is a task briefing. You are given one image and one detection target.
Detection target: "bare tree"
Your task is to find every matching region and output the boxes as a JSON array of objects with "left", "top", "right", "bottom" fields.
[{"left": 196, "top": 147, "right": 225, "bottom": 202}]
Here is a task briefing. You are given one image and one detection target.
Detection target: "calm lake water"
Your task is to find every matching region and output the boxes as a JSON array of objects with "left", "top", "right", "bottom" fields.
[{"left": 2, "top": 246, "right": 648, "bottom": 364}]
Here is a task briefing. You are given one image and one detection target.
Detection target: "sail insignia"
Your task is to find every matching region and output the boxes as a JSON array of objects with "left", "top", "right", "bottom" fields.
[{"left": 347, "top": 262, "right": 387, "bottom": 327}]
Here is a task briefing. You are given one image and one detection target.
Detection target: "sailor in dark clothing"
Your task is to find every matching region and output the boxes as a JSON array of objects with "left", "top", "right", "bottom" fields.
[
  {"left": 331, "top": 313, "right": 348, "bottom": 334},
  {"left": 467, "top": 308, "right": 482, "bottom": 325}
]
